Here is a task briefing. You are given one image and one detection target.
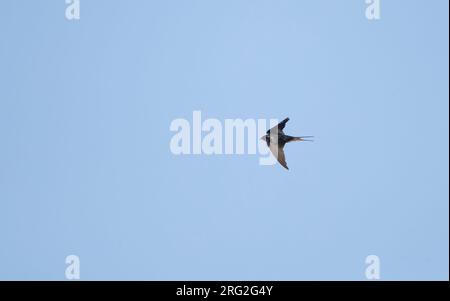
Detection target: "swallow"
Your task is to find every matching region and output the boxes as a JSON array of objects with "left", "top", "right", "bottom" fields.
[{"left": 261, "top": 118, "right": 313, "bottom": 170}]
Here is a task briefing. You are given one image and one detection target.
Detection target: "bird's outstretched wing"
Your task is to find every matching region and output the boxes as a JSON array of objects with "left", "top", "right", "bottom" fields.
[
  {"left": 267, "top": 118, "right": 289, "bottom": 135},
  {"left": 269, "top": 143, "right": 289, "bottom": 170}
]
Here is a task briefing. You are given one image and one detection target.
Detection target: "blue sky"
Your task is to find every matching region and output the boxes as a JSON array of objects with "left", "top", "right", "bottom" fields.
[{"left": 0, "top": 0, "right": 448, "bottom": 280}]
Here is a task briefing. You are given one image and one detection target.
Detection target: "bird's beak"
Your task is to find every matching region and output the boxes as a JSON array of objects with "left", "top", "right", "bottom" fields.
[{"left": 260, "top": 136, "right": 265, "bottom": 141}]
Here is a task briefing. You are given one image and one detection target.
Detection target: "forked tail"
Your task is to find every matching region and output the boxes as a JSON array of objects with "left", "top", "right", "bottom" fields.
[{"left": 291, "top": 136, "right": 314, "bottom": 142}]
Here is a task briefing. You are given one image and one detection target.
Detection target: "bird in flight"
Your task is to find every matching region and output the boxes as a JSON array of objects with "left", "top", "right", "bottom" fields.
[{"left": 261, "top": 118, "right": 313, "bottom": 170}]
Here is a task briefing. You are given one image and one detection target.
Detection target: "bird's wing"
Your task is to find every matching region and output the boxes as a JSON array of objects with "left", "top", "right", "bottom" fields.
[
  {"left": 267, "top": 118, "right": 289, "bottom": 135},
  {"left": 269, "top": 143, "right": 289, "bottom": 170}
]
